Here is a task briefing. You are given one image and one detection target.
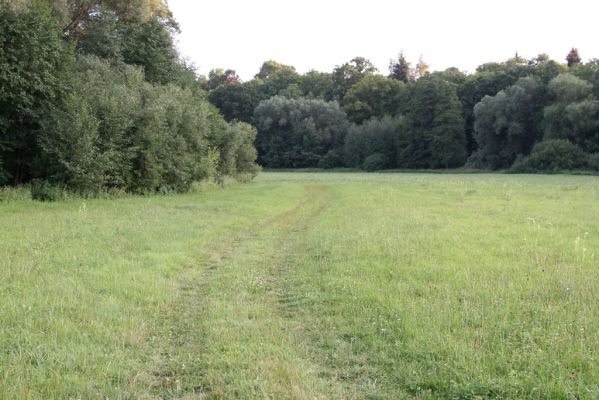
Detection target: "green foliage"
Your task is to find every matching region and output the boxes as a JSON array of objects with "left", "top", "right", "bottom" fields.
[
  {"left": 255, "top": 60, "right": 295, "bottom": 80},
  {"left": 207, "top": 61, "right": 305, "bottom": 122},
  {"left": 0, "top": 0, "right": 69, "bottom": 184},
  {"left": 469, "top": 77, "right": 544, "bottom": 169},
  {"left": 572, "top": 59, "right": 599, "bottom": 98},
  {"left": 457, "top": 55, "right": 563, "bottom": 156},
  {"left": 206, "top": 68, "right": 239, "bottom": 89},
  {"left": 547, "top": 73, "right": 592, "bottom": 103},
  {"left": 254, "top": 60, "right": 301, "bottom": 99},
  {"left": 299, "top": 70, "right": 334, "bottom": 100},
  {"left": 42, "top": 95, "right": 107, "bottom": 193},
  {"left": 543, "top": 74, "right": 599, "bottom": 153},
  {"left": 458, "top": 66, "right": 526, "bottom": 155},
  {"left": 431, "top": 67, "right": 467, "bottom": 85},
  {"left": 0, "top": 0, "right": 258, "bottom": 196},
  {"left": 277, "top": 83, "right": 303, "bottom": 99},
  {"left": 220, "top": 121, "right": 260, "bottom": 178},
  {"left": 53, "top": 0, "right": 175, "bottom": 37},
  {"left": 532, "top": 58, "right": 568, "bottom": 84},
  {"left": 7, "top": 0, "right": 599, "bottom": 194},
  {"left": 76, "top": 10, "right": 123, "bottom": 60},
  {"left": 30, "top": 179, "right": 67, "bottom": 202},
  {"left": 588, "top": 153, "right": 599, "bottom": 171},
  {"left": 0, "top": 156, "right": 7, "bottom": 185},
  {"left": 414, "top": 55, "right": 430, "bottom": 79},
  {"left": 253, "top": 96, "right": 348, "bottom": 168},
  {"left": 476, "top": 57, "right": 530, "bottom": 76},
  {"left": 42, "top": 56, "right": 144, "bottom": 192},
  {"left": 566, "top": 47, "right": 582, "bottom": 68},
  {"left": 343, "top": 116, "right": 403, "bottom": 168},
  {"left": 121, "top": 18, "right": 179, "bottom": 84},
  {"left": 203, "top": 53, "right": 599, "bottom": 174},
  {"left": 317, "top": 149, "right": 343, "bottom": 169},
  {"left": 132, "top": 83, "right": 214, "bottom": 193},
  {"left": 399, "top": 76, "right": 467, "bottom": 168},
  {"left": 510, "top": 139, "right": 591, "bottom": 172},
  {"left": 0, "top": 184, "right": 30, "bottom": 202},
  {"left": 342, "top": 75, "right": 406, "bottom": 124},
  {"left": 332, "top": 57, "right": 377, "bottom": 103},
  {"left": 389, "top": 51, "right": 413, "bottom": 83},
  {"left": 208, "top": 82, "right": 260, "bottom": 123},
  {"left": 39, "top": 55, "right": 254, "bottom": 194},
  {"left": 361, "top": 153, "right": 387, "bottom": 171}
]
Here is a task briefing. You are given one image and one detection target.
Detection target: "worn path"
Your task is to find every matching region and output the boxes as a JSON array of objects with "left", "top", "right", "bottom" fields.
[{"left": 147, "top": 185, "right": 339, "bottom": 399}]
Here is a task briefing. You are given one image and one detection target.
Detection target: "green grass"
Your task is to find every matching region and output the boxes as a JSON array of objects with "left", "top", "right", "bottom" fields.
[{"left": 1, "top": 172, "right": 598, "bottom": 399}]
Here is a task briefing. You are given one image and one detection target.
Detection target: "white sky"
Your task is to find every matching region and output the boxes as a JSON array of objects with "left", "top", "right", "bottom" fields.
[{"left": 168, "top": 0, "right": 599, "bottom": 81}]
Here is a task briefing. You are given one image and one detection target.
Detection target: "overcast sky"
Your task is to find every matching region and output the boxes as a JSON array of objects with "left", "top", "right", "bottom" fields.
[{"left": 168, "top": 0, "right": 599, "bottom": 81}]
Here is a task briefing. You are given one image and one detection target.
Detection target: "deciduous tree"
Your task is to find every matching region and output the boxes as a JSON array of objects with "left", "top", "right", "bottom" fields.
[
  {"left": 543, "top": 74, "right": 599, "bottom": 152},
  {"left": 469, "top": 77, "right": 544, "bottom": 169},
  {"left": 0, "top": 0, "right": 69, "bottom": 185},
  {"left": 332, "top": 57, "right": 377, "bottom": 103},
  {"left": 253, "top": 96, "right": 348, "bottom": 168},
  {"left": 342, "top": 75, "right": 406, "bottom": 124}
]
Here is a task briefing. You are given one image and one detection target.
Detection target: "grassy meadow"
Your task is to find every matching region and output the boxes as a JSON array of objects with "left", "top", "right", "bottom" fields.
[{"left": 1, "top": 172, "right": 598, "bottom": 399}]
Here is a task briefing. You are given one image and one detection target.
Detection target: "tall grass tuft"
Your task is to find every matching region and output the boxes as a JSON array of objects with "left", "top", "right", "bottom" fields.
[{"left": 0, "top": 185, "right": 31, "bottom": 202}]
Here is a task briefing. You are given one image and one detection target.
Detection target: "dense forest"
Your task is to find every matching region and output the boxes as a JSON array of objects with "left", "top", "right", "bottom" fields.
[
  {"left": 2, "top": 1, "right": 598, "bottom": 200},
  {"left": 0, "top": 0, "right": 259, "bottom": 197},
  {"left": 207, "top": 52, "right": 599, "bottom": 173}
]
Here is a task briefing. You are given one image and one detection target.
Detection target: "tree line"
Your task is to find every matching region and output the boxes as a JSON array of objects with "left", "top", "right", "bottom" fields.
[
  {"left": 205, "top": 51, "right": 599, "bottom": 172},
  {"left": 0, "top": 0, "right": 259, "bottom": 198},
  {"left": 2, "top": 0, "right": 597, "bottom": 200}
]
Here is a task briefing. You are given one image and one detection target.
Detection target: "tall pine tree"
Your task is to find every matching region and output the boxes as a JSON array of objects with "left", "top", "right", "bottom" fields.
[{"left": 389, "top": 51, "right": 413, "bottom": 83}]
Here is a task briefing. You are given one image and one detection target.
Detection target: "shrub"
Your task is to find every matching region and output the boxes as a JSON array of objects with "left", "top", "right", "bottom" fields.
[
  {"left": 362, "top": 153, "right": 387, "bottom": 171},
  {"left": 588, "top": 153, "right": 599, "bottom": 171},
  {"left": 30, "top": 180, "right": 67, "bottom": 202},
  {"left": 220, "top": 122, "right": 260, "bottom": 179},
  {"left": 41, "top": 56, "right": 255, "bottom": 196},
  {"left": 235, "top": 172, "right": 259, "bottom": 183},
  {"left": 0, "top": 157, "right": 8, "bottom": 186},
  {"left": 318, "top": 150, "right": 343, "bottom": 169},
  {"left": 510, "top": 139, "right": 588, "bottom": 172}
]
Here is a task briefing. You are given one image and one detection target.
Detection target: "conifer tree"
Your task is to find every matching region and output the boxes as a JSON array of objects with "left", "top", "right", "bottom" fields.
[
  {"left": 389, "top": 51, "right": 413, "bottom": 83},
  {"left": 566, "top": 48, "right": 582, "bottom": 68}
]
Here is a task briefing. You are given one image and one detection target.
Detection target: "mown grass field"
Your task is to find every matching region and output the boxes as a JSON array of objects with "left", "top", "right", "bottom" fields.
[{"left": 1, "top": 172, "right": 599, "bottom": 399}]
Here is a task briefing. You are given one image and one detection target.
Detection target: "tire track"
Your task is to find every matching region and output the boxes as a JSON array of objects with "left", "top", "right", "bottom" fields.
[{"left": 143, "top": 184, "right": 334, "bottom": 399}]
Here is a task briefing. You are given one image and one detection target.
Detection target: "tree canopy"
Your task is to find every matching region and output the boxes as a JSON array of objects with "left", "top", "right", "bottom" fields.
[
  {"left": 191, "top": 50, "right": 599, "bottom": 173},
  {"left": 2, "top": 1, "right": 598, "bottom": 185},
  {"left": 0, "top": 0, "right": 259, "bottom": 194},
  {"left": 253, "top": 96, "right": 348, "bottom": 168}
]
